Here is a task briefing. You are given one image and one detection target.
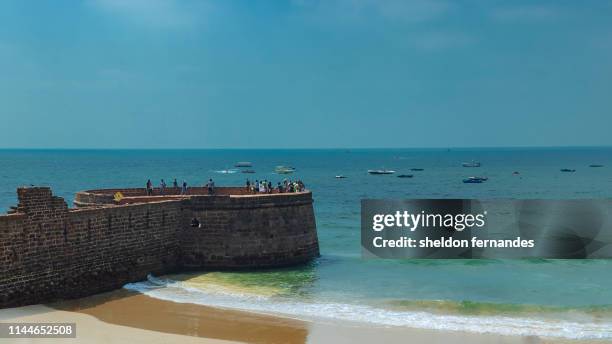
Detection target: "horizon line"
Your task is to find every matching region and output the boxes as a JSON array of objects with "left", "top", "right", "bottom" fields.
[{"left": 1, "top": 145, "right": 612, "bottom": 151}]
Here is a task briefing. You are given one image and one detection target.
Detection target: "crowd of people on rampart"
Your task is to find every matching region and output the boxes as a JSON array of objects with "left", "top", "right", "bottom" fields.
[
  {"left": 144, "top": 177, "right": 305, "bottom": 196},
  {"left": 245, "top": 179, "right": 305, "bottom": 194},
  {"left": 146, "top": 178, "right": 187, "bottom": 196}
]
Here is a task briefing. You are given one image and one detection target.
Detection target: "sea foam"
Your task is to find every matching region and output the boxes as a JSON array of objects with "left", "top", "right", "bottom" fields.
[{"left": 123, "top": 275, "right": 612, "bottom": 340}]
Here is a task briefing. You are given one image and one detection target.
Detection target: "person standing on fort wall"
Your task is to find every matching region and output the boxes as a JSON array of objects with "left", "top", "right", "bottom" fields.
[
  {"left": 146, "top": 179, "right": 153, "bottom": 196},
  {"left": 173, "top": 178, "right": 178, "bottom": 189},
  {"left": 160, "top": 179, "right": 166, "bottom": 195},
  {"left": 207, "top": 178, "right": 215, "bottom": 195},
  {"left": 181, "top": 181, "right": 187, "bottom": 195}
]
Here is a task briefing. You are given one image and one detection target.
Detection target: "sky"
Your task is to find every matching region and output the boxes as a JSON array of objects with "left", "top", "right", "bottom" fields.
[{"left": 0, "top": 0, "right": 611, "bottom": 149}]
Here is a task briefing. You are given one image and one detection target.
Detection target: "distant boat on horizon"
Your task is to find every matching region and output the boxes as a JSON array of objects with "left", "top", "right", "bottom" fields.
[
  {"left": 241, "top": 169, "right": 256, "bottom": 174},
  {"left": 410, "top": 168, "right": 424, "bottom": 171},
  {"left": 368, "top": 169, "right": 395, "bottom": 175},
  {"left": 462, "top": 161, "right": 481, "bottom": 167},
  {"left": 589, "top": 164, "right": 604, "bottom": 168},
  {"left": 463, "top": 176, "right": 487, "bottom": 183},
  {"left": 275, "top": 166, "right": 296, "bottom": 174},
  {"left": 235, "top": 162, "right": 252, "bottom": 167},
  {"left": 215, "top": 169, "right": 239, "bottom": 174},
  {"left": 335, "top": 175, "right": 347, "bottom": 179},
  {"left": 397, "top": 174, "right": 413, "bottom": 178},
  {"left": 560, "top": 168, "right": 576, "bottom": 172}
]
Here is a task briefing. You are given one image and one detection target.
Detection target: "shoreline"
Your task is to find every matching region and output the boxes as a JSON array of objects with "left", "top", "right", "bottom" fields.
[{"left": 2, "top": 290, "right": 609, "bottom": 344}]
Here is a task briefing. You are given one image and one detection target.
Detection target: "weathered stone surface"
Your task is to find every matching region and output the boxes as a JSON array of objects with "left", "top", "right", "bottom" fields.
[{"left": 0, "top": 187, "right": 319, "bottom": 308}]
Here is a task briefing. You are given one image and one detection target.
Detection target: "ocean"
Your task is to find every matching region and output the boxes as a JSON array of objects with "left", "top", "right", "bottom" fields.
[{"left": 2, "top": 148, "right": 612, "bottom": 339}]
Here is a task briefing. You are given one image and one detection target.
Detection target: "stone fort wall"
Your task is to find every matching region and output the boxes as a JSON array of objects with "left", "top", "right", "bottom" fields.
[{"left": 0, "top": 187, "right": 319, "bottom": 308}]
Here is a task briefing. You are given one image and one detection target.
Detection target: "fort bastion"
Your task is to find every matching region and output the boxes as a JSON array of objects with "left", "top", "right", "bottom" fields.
[{"left": 0, "top": 186, "right": 319, "bottom": 308}]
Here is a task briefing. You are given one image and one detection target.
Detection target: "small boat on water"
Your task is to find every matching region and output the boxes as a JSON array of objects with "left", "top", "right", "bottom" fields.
[
  {"left": 463, "top": 176, "right": 487, "bottom": 183},
  {"left": 235, "top": 162, "right": 252, "bottom": 167},
  {"left": 215, "top": 169, "right": 239, "bottom": 174},
  {"left": 589, "top": 164, "right": 604, "bottom": 168},
  {"left": 560, "top": 169, "right": 576, "bottom": 172},
  {"left": 275, "top": 166, "right": 296, "bottom": 174},
  {"left": 368, "top": 169, "right": 396, "bottom": 175},
  {"left": 397, "top": 174, "right": 413, "bottom": 178},
  {"left": 410, "top": 168, "right": 424, "bottom": 171},
  {"left": 512, "top": 171, "right": 520, "bottom": 175},
  {"left": 335, "top": 175, "right": 347, "bottom": 179},
  {"left": 241, "top": 169, "right": 256, "bottom": 174},
  {"left": 462, "top": 161, "right": 481, "bottom": 167}
]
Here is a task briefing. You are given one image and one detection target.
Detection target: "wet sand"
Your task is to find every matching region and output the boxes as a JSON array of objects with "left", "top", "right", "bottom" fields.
[
  {"left": 0, "top": 303, "right": 235, "bottom": 344},
  {"left": 1, "top": 290, "right": 609, "bottom": 344},
  {"left": 53, "top": 290, "right": 307, "bottom": 344}
]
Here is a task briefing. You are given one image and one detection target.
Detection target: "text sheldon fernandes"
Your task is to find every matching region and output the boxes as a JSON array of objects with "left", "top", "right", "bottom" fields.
[{"left": 370, "top": 211, "right": 534, "bottom": 248}]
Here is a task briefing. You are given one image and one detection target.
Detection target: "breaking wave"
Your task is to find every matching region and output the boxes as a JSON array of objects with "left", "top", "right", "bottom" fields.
[{"left": 123, "top": 274, "right": 612, "bottom": 340}]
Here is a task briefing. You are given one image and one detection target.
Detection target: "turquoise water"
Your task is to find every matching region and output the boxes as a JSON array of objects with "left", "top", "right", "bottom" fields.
[{"left": 2, "top": 148, "right": 612, "bottom": 338}]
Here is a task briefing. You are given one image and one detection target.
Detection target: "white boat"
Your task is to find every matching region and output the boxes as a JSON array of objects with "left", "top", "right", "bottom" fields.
[
  {"left": 368, "top": 169, "right": 395, "bottom": 175},
  {"left": 462, "top": 161, "right": 481, "bottom": 167},
  {"left": 335, "top": 175, "right": 347, "bottom": 179},
  {"left": 466, "top": 176, "right": 488, "bottom": 181},
  {"left": 214, "top": 169, "right": 238, "bottom": 174},
  {"left": 275, "top": 166, "right": 296, "bottom": 174}
]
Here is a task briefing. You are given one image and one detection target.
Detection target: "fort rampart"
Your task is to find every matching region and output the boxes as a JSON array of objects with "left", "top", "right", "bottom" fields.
[{"left": 0, "top": 186, "right": 319, "bottom": 308}]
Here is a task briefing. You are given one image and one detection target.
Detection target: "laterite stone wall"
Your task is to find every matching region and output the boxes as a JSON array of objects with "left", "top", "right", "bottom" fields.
[{"left": 0, "top": 186, "right": 318, "bottom": 308}]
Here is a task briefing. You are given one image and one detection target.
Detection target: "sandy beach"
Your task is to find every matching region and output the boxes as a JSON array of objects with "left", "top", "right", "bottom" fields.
[
  {"left": 0, "top": 304, "right": 236, "bottom": 344},
  {"left": 0, "top": 290, "right": 608, "bottom": 344}
]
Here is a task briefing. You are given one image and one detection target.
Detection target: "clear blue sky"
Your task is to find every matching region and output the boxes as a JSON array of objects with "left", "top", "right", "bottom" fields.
[{"left": 1, "top": 0, "right": 611, "bottom": 148}]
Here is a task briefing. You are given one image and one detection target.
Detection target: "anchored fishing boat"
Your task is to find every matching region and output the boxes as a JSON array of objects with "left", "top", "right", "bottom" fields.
[
  {"left": 215, "top": 169, "right": 239, "bottom": 174},
  {"left": 397, "top": 174, "right": 413, "bottom": 178},
  {"left": 368, "top": 169, "right": 395, "bottom": 175},
  {"left": 275, "top": 166, "right": 296, "bottom": 174},
  {"left": 462, "top": 161, "right": 481, "bottom": 167},
  {"left": 463, "top": 176, "right": 487, "bottom": 183}
]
